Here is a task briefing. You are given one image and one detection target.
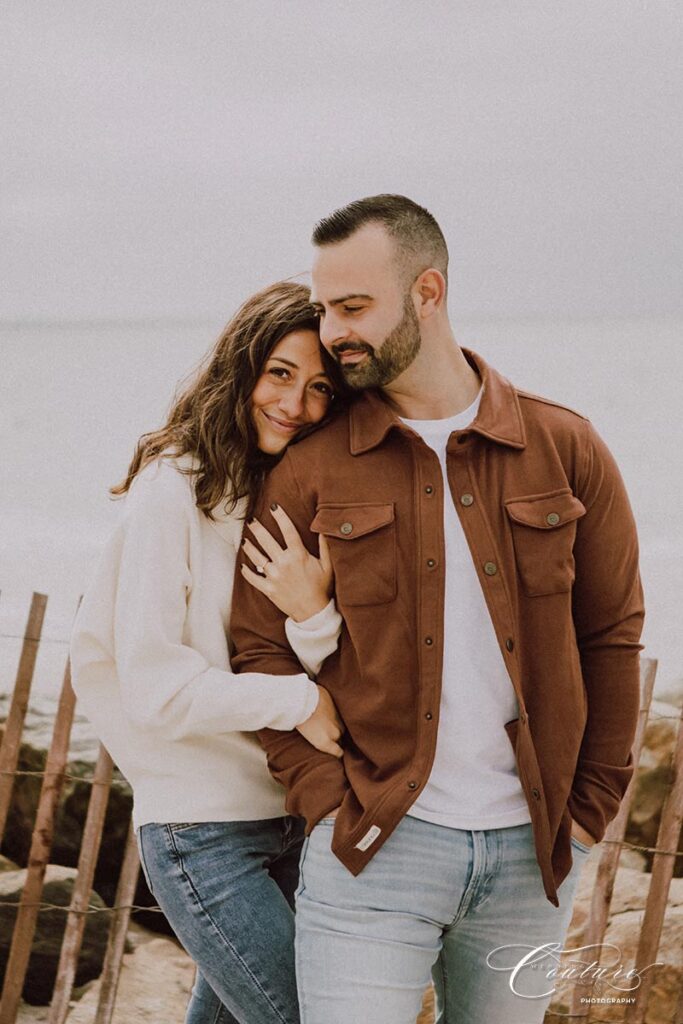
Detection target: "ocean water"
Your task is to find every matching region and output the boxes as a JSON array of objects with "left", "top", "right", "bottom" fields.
[{"left": 1, "top": 315, "right": 681, "bottom": 704}]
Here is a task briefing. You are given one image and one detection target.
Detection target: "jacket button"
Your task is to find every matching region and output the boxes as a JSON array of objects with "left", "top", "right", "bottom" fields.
[
  {"left": 519, "top": 711, "right": 527, "bottom": 725},
  {"left": 424, "top": 636, "right": 434, "bottom": 646},
  {"left": 546, "top": 512, "right": 560, "bottom": 526},
  {"left": 427, "top": 558, "right": 436, "bottom": 568},
  {"left": 532, "top": 787, "right": 540, "bottom": 799},
  {"left": 484, "top": 562, "right": 498, "bottom": 576},
  {"left": 340, "top": 522, "right": 353, "bottom": 535},
  {"left": 505, "top": 637, "right": 514, "bottom": 652},
  {"left": 425, "top": 485, "right": 434, "bottom": 495},
  {"left": 408, "top": 780, "right": 418, "bottom": 790},
  {"left": 425, "top": 711, "right": 433, "bottom": 720},
  {"left": 460, "top": 493, "right": 474, "bottom": 507}
]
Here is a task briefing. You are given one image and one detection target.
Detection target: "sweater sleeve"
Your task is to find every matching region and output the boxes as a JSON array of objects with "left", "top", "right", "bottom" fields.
[
  {"left": 70, "top": 461, "right": 319, "bottom": 741},
  {"left": 567, "top": 420, "right": 645, "bottom": 843},
  {"left": 285, "top": 599, "right": 342, "bottom": 678}
]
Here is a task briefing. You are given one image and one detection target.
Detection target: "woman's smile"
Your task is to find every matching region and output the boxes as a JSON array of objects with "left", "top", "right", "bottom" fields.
[{"left": 258, "top": 408, "right": 304, "bottom": 434}]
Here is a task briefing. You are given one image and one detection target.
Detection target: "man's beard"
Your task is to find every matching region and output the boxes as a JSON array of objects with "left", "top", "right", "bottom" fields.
[{"left": 332, "top": 294, "right": 421, "bottom": 389}]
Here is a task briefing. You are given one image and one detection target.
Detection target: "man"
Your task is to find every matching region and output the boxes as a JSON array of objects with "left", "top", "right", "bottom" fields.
[{"left": 230, "top": 195, "right": 644, "bottom": 1024}]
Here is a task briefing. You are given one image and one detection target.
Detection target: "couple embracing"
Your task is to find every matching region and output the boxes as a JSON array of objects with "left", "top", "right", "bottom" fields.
[{"left": 71, "top": 194, "right": 643, "bottom": 1024}]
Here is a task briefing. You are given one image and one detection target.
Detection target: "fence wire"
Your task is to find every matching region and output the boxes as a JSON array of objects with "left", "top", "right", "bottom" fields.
[{"left": 0, "top": 900, "right": 164, "bottom": 914}]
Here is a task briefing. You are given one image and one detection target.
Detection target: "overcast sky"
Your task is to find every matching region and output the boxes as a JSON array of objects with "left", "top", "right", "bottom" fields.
[{"left": 1, "top": 1, "right": 682, "bottom": 321}]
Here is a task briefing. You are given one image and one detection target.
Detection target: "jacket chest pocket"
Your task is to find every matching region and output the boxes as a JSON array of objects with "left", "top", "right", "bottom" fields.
[
  {"left": 310, "top": 502, "right": 397, "bottom": 607},
  {"left": 504, "top": 489, "right": 586, "bottom": 597}
]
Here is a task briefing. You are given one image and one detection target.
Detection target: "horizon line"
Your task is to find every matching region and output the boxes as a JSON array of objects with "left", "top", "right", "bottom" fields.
[{"left": 1, "top": 310, "right": 682, "bottom": 329}]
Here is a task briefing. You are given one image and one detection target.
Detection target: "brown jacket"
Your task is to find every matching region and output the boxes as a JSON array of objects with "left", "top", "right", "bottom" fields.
[{"left": 230, "top": 348, "right": 644, "bottom": 907}]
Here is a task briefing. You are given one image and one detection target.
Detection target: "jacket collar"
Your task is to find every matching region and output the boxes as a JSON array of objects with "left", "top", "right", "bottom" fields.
[{"left": 349, "top": 348, "right": 526, "bottom": 455}]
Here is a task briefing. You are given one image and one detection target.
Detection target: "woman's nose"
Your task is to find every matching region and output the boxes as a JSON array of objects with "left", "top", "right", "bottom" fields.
[{"left": 278, "top": 386, "right": 306, "bottom": 419}]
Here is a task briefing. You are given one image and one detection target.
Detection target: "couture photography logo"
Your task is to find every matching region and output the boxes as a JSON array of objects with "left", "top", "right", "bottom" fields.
[{"left": 486, "top": 941, "right": 663, "bottom": 1000}]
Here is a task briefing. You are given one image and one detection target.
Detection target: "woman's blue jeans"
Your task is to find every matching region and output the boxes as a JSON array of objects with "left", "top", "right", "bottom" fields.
[
  {"left": 137, "top": 817, "right": 304, "bottom": 1024},
  {"left": 295, "top": 815, "right": 592, "bottom": 1024}
]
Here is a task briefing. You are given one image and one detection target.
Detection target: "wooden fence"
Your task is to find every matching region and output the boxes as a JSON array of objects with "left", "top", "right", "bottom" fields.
[
  {"left": 0, "top": 593, "right": 142, "bottom": 1024},
  {"left": 0, "top": 592, "right": 682, "bottom": 1024}
]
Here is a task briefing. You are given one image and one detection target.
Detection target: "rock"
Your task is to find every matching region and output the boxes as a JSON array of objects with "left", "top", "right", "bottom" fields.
[
  {"left": 65, "top": 937, "right": 195, "bottom": 1024},
  {"left": 0, "top": 723, "right": 132, "bottom": 899},
  {"left": 619, "top": 847, "right": 648, "bottom": 873},
  {"left": 566, "top": 859, "right": 681, "bottom": 944},
  {"left": 626, "top": 699, "right": 683, "bottom": 878},
  {"left": 0, "top": 722, "right": 166, "bottom": 933},
  {"left": 15, "top": 1003, "right": 50, "bottom": 1023},
  {"left": 656, "top": 681, "right": 683, "bottom": 709},
  {"left": 547, "top": 858, "right": 683, "bottom": 1021},
  {"left": 602, "top": 905, "right": 683, "bottom": 1024},
  {"left": 643, "top": 699, "right": 680, "bottom": 758},
  {"left": 0, "top": 865, "right": 110, "bottom": 1005},
  {"left": 125, "top": 919, "right": 167, "bottom": 952},
  {"left": 0, "top": 727, "right": 45, "bottom": 865}
]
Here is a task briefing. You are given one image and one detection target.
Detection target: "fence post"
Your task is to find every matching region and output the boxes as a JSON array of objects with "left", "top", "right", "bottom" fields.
[
  {"left": 568, "top": 656, "right": 658, "bottom": 1019},
  {"left": 0, "top": 592, "right": 47, "bottom": 840},
  {"left": 47, "top": 745, "right": 114, "bottom": 1024},
  {"left": 624, "top": 703, "right": 683, "bottom": 1023},
  {"left": 0, "top": 658, "right": 76, "bottom": 1024},
  {"left": 93, "top": 820, "right": 141, "bottom": 1024}
]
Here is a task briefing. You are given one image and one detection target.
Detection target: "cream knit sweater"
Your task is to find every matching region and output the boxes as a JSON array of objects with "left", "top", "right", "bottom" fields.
[{"left": 70, "top": 454, "right": 341, "bottom": 829}]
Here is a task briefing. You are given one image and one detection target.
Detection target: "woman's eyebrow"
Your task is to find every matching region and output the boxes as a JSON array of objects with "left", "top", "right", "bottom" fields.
[
  {"left": 268, "top": 357, "right": 330, "bottom": 380},
  {"left": 268, "top": 357, "right": 298, "bottom": 368}
]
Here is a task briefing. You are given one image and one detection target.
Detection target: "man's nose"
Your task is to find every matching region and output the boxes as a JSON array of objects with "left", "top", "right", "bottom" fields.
[{"left": 318, "top": 310, "right": 348, "bottom": 350}]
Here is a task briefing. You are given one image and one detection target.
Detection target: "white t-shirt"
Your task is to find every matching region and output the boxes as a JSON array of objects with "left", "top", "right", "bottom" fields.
[{"left": 400, "top": 391, "right": 531, "bottom": 830}]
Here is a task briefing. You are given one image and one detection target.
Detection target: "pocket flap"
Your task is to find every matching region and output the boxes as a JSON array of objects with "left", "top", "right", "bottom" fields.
[
  {"left": 310, "top": 503, "right": 395, "bottom": 540},
  {"left": 504, "top": 489, "right": 586, "bottom": 530}
]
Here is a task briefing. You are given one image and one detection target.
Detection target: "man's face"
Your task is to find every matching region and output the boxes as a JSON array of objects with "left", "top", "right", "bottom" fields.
[{"left": 310, "top": 223, "right": 421, "bottom": 389}]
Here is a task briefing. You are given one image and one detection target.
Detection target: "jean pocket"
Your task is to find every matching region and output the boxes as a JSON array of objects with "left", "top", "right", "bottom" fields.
[
  {"left": 570, "top": 833, "right": 593, "bottom": 855},
  {"left": 294, "top": 835, "right": 311, "bottom": 903},
  {"left": 136, "top": 827, "right": 156, "bottom": 895}
]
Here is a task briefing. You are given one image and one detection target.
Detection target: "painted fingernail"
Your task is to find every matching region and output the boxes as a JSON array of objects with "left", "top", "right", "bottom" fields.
[{"left": 270, "top": 503, "right": 278, "bottom": 511}]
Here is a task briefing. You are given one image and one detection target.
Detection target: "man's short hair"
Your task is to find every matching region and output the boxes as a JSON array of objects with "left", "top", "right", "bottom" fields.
[{"left": 312, "top": 194, "right": 449, "bottom": 289}]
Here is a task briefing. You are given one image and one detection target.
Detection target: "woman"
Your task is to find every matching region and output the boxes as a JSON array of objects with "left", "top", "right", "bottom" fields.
[{"left": 70, "top": 281, "right": 347, "bottom": 1024}]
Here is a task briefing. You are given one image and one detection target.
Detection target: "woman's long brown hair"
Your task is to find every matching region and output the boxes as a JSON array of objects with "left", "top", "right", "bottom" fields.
[{"left": 111, "top": 280, "right": 345, "bottom": 518}]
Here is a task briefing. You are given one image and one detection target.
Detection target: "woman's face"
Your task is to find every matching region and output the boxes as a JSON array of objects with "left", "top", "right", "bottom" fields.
[{"left": 251, "top": 329, "right": 334, "bottom": 454}]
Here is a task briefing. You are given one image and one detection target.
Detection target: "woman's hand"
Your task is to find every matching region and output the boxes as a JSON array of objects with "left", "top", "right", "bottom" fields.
[
  {"left": 296, "top": 685, "right": 344, "bottom": 758},
  {"left": 240, "top": 504, "right": 333, "bottom": 622}
]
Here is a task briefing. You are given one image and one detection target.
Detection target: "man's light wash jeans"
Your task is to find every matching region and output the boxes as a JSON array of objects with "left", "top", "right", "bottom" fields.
[
  {"left": 138, "top": 817, "right": 304, "bottom": 1024},
  {"left": 295, "top": 814, "right": 591, "bottom": 1024}
]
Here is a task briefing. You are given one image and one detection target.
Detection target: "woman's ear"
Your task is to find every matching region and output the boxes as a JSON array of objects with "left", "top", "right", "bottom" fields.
[{"left": 414, "top": 268, "right": 446, "bottom": 318}]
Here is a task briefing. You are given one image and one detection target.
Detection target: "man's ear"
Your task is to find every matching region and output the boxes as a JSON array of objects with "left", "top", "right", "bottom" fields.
[{"left": 414, "top": 268, "right": 446, "bottom": 318}]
